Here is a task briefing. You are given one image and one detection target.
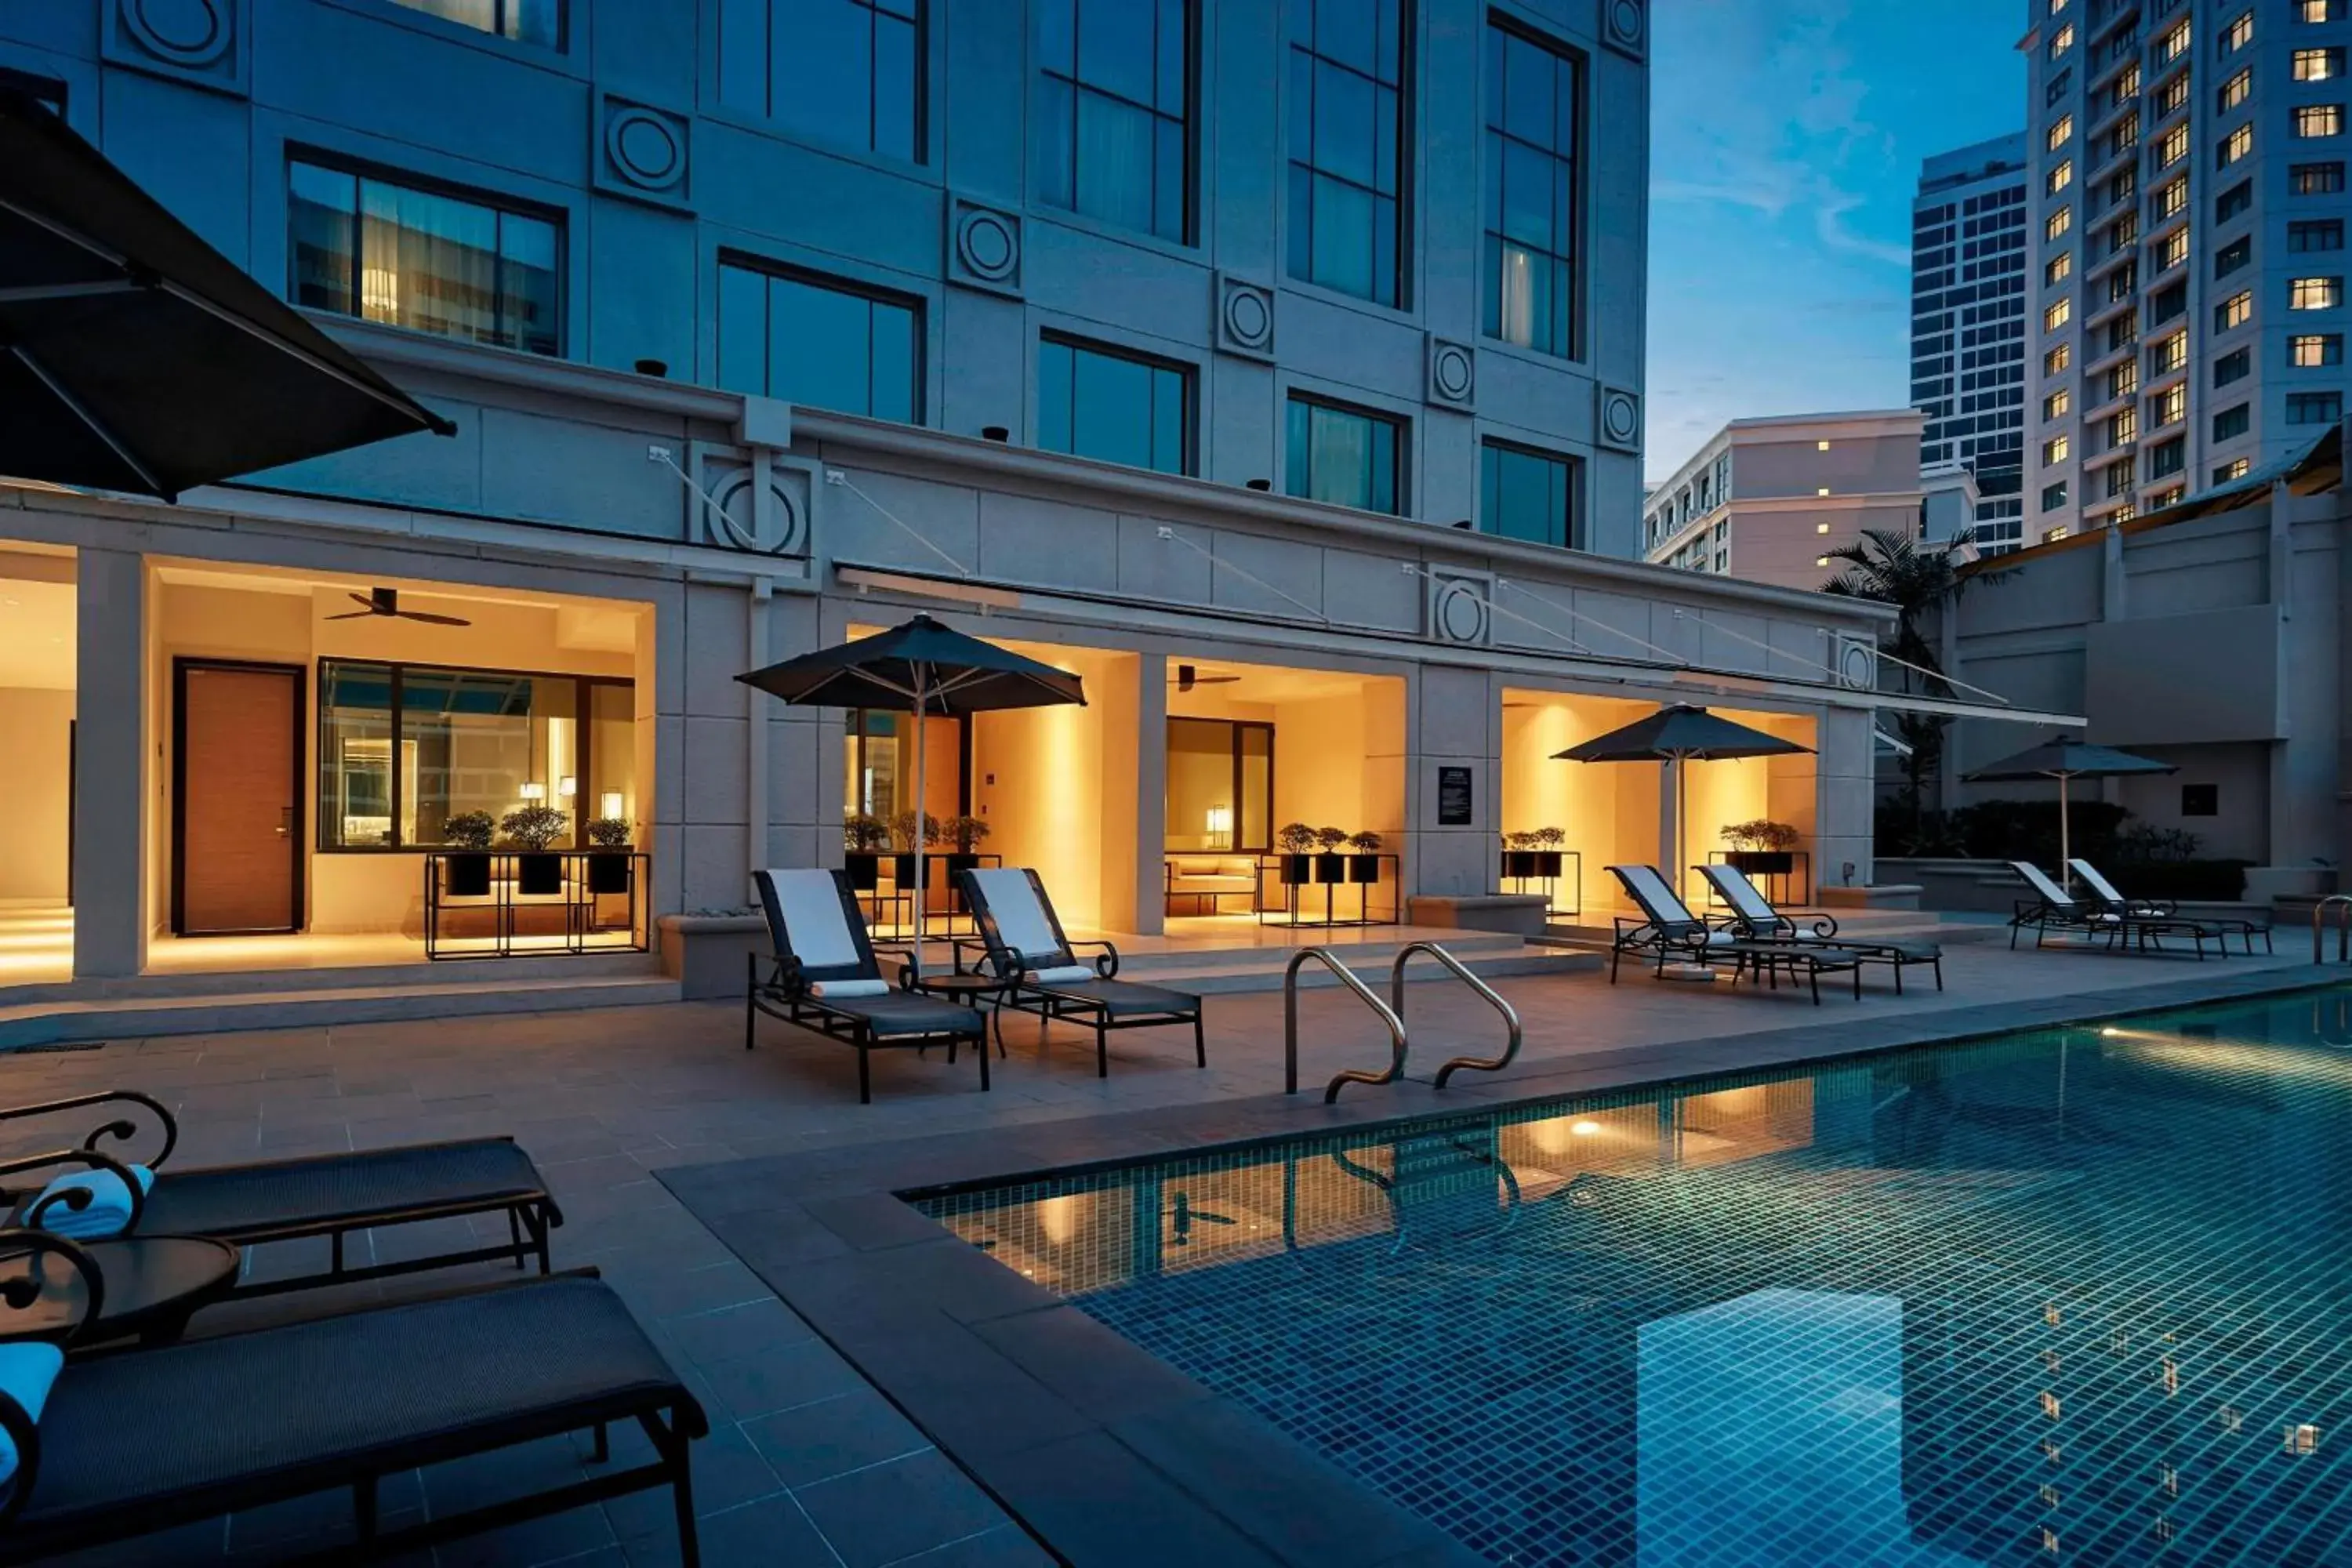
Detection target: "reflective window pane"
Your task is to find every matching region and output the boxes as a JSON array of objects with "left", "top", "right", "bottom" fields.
[
  {"left": 1042, "top": 0, "right": 1190, "bottom": 241},
  {"left": 1287, "top": 396, "right": 1403, "bottom": 514},
  {"left": 387, "top": 0, "right": 561, "bottom": 46},
  {"left": 718, "top": 261, "right": 922, "bottom": 423},
  {"left": 740, "top": 0, "right": 922, "bottom": 160},
  {"left": 1287, "top": 0, "right": 1408, "bottom": 305},
  {"left": 1076, "top": 92, "right": 1157, "bottom": 234},
  {"left": 1480, "top": 441, "right": 1576, "bottom": 546},
  {"left": 288, "top": 163, "right": 357, "bottom": 318},
  {"left": 1039, "top": 336, "right": 1190, "bottom": 475},
  {"left": 1483, "top": 20, "right": 1580, "bottom": 356}
]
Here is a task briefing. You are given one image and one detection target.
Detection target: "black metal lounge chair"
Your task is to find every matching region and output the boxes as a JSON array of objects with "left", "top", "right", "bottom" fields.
[
  {"left": 747, "top": 867, "right": 990, "bottom": 1103},
  {"left": 0, "top": 1091, "right": 559, "bottom": 1298},
  {"left": 1604, "top": 865, "right": 1739, "bottom": 980},
  {"left": 2067, "top": 858, "right": 2272, "bottom": 953},
  {"left": 2006, "top": 861, "right": 2224, "bottom": 957},
  {"left": 1698, "top": 862, "right": 1946, "bottom": 993},
  {"left": 953, "top": 867, "right": 1205, "bottom": 1077},
  {"left": 0, "top": 1237, "right": 708, "bottom": 1566}
]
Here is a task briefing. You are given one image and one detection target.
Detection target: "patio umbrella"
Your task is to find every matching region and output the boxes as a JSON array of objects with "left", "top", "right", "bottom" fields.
[
  {"left": 736, "top": 613, "right": 1086, "bottom": 976},
  {"left": 1962, "top": 736, "right": 2174, "bottom": 889},
  {"left": 1555, "top": 705, "right": 1813, "bottom": 905},
  {"left": 0, "top": 87, "right": 452, "bottom": 502}
]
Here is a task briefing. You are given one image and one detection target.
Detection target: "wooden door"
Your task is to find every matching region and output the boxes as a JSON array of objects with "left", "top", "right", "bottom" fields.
[{"left": 174, "top": 662, "right": 303, "bottom": 935}]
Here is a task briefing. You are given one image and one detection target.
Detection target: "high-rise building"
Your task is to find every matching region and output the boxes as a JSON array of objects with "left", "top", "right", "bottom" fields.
[
  {"left": 1912, "top": 134, "right": 2032, "bottom": 554},
  {"left": 2024, "top": 0, "right": 2351, "bottom": 542}
]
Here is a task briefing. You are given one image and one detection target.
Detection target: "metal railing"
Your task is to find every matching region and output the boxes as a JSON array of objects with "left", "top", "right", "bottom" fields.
[
  {"left": 1388, "top": 942, "right": 1524, "bottom": 1088},
  {"left": 1284, "top": 947, "right": 1408, "bottom": 1103},
  {"left": 2314, "top": 895, "right": 2352, "bottom": 964}
]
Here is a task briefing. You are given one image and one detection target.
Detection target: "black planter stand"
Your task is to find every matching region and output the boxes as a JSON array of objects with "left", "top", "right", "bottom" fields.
[
  {"left": 843, "top": 852, "right": 883, "bottom": 892},
  {"left": 444, "top": 852, "right": 492, "bottom": 898},
  {"left": 1499, "top": 848, "right": 1583, "bottom": 921},
  {"left": 425, "top": 851, "right": 650, "bottom": 959},
  {"left": 1259, "top": 853, "right": 1398, "bottom": 928},
  {"left": 586, "top": 851, "right": 633, "bottom": 895},
  {"left": 516, "top": 853, "right": 563, "bottom": 897}
]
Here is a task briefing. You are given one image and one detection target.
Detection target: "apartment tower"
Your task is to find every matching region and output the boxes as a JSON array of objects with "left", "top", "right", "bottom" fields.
[{"left": 1912, "top": 132, "right": 2031, "bottom": 554}]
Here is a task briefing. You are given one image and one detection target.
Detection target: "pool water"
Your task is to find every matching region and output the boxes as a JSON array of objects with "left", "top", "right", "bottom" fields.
[{"left": 917, "top": 989, "right": 2352, "bottom": 1566}]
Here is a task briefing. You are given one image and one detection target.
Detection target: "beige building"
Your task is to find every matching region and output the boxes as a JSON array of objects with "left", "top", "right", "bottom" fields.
[{"left": 1642, "top": 412, "right": 1931, "bottom": 590}]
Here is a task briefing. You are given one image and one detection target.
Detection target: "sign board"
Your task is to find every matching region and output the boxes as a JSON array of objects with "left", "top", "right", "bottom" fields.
[{"left": 1436, "top": 765, "right": 1474, "bottom": 827}]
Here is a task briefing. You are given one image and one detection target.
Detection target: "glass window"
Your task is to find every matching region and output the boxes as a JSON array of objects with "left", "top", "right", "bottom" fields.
[
  {"left": 2156, "top": 69, "right": 2189, "bottom": 114},
  {"left": 2298, "top": 105, "right": 2347, "bottom": 138},
  {"left": 2222, "top": 9, "right": 2252, "bottom": 51},
  {"left": 1165, "top": 718, "right": 1272, "bottom": 853},
  {"left": 2154, "top": 383, "right": 2187, "bottom": 423},
  {"left": 2158, "top": 21, "right": 2190, "bottom": 62},
  {"left": 2304, "top": 1, "right": 2347, "bottom": 20},
  {"left": 2217, "top": 289, "right": 2253, "bottom": 328},
  {"left": 2044, "top": 298, "right": 2072, "bottom": 332},
  {"left": 2154, "top": 177, "right": 2188, "bottom": 220},
  {"left": 2216, "top": 180, "right": 2253, "bottom": 223},
  {"left": 1036, "top": 336, "right": 1189, "bottom": 474},
  {"left": 2292, "top": 275, "right": 2344, "bottom": 309},
  {"left": 2294, "top": 162, "right": 2348, "bottom": 193},
  {"left": 2149, "top": 329, "right": 2187, "bottom": 372},
  {"left": 2216, "top": 235, "right": 2252, "bottom": 276},
  {"left": 718, "top": 0, "right": 920, "bottom": 162},
  {"left": 2292, "top": 332, "right": 2344, "bottom": 365},
  {"left": 2218, "top": 67, "right": 2252, "bottom": 111},
  {"left": 1287, "top": 0, "right": 1407, "bottom": 306},
  {"left": 1482, "top": 20, "right": 1581, "bottom": 358},
  {"left": 2148, "top": 435, "right": 2184, "bottom": 477},
  {"left": 2298, "top": 48, "right": 2346, "bottom": 80},
  {"left": 2104, "top": 456, "right": 2137, "bottom": 496},
  {"left": 717, "top": 260, "right": 920, "bottom": 423},
  {"left": 1284, "top": 394, "right": 1401, "bottom": 514},
  {"left": 318, "top": 661, "right": 630, "bottom": 851},
  {"left": 1479, "top": 441, "right": 1577, "bottom": 548},
  {"left": 2289, "top": 391, "right": 2346, "bottom": 423},
  {"left": 2046, "top": 158, "right": 2073, "bottom": 194},
  {"left": 2158, "top": 226, "right": 2191, "bottom": 270},
  {"left": 2044, "top": 434, "right": 2071, "bottom": 464},
  {"left": 1036, "top": 0, "right": 1191, "bottom": 243},
  {"left": 2046, "top": 114, "right": 2072, "bottom": 151},
  {"left": 2292, "top": 220, "right": 2347, "bottom": 251},
  {"left": 2219, "top": 123, "right": 2253, "bottom": 165},
  {"left": 2045, "top": 252, "right": 2072, "bottom": 285},
  {"left": 2045, "top": 343, "right": 2072, "bottom": 376},
  {"left": 2212, "top": 402, "right": 2250, "bottom": 441},
  {"left": 386, "top": 0, "right": 558, "bottom": 45},
  {"left": 2215, "top": 458, "right": 2251, "bottom": 483},
  {"left": 2046, "top": 205, "right": 2072, "bottom": 241},
  {"left": 2044, "top": 388, "right": 2071, "bottom": 420},
  {"left": 2214, "top": 347, "right": 2251, "bottom": 385},
  {"left": 2042, "top": 481, "right": 2068, "bottom": 510},
  {"left": 2157, "top": 124, "right": 2189, "bottom": 169},
  {"left": 289, "top": 159, "right": 560, "bottom": 356},
  {"left": 2049, "top": 21, "right": 2074, "bottom": 56},
  {"left": 2109, "top": 406, "right": 2138, "bottom": 445}
]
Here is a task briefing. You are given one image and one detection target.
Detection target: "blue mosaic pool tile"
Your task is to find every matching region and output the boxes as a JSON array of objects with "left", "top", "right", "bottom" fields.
[{"left": 921, "top": 990, "right": 2352, "bottom": 1566}]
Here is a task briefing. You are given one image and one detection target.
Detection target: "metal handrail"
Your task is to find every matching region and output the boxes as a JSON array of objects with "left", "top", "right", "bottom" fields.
[
  {"left": 1284, "top": 947, "right": 1409, "bottom": 1103},
  {"left": 1388, "top": 942, "right": 1524, "bottom": 1088},
  {"left": 2314, "top": 895, "right": 2352, "bottom": 964}
]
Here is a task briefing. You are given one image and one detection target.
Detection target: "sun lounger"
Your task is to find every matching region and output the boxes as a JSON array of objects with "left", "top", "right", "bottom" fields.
[
  {"left": 954, "top": 867, "right": 1204, "bottom": 1077},
  {"left": 1699, "top": 862, "right": 1945, "bottom": 993},
  {"left": 0, "top": 1091, "right": 559, "bottom": 1298},
  {"left": 2067, "top": 858, "right": 2271, "bottom": 953},
  {"left": 1605, "top": 865, "right": 1742, "bottom": 980},
  {"left": 0, "top": 1240, "right": 708, "bottom": 1565},
  {"left": 749, "top": 868, "right": 990, "bottom": 1103},
  {"left": 2006, "top": 861, "right": 2223, "bottom": 957}
]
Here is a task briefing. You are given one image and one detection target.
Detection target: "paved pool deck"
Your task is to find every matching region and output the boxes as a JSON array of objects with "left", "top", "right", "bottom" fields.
[{"left": 0, "top": 940, "right": 2332, "bottom": 1566}]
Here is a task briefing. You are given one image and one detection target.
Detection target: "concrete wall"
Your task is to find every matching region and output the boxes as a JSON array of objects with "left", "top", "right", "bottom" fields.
[{"left": 0, "top": 688, "right": 74, "bottom": 901}]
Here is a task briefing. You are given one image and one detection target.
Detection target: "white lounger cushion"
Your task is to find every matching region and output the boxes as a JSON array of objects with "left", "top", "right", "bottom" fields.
[
  {"left": 1029, "top": 964, "right": 1095, "bottom": 985},
  {"left": 1703, "top": 863, "right": 1780, "bottom": 926},
  {"left": 765, "top": 869, "right": 860, "bottom": 969},
  {"left": 809, "top": 978, "right": 891, "bottom": 1000},
  {"left": 2067, "top": 859, "right": 2129, "bottom": 905},
  {"left": 969, "top": 868, "right": 1064, "bottom": 964},
  {"left": 2009, "top": 861, "right": 2074, "bottom": 908},
  {"left": 1610, "top": 864, "right": 1700, "bottom": 927}
]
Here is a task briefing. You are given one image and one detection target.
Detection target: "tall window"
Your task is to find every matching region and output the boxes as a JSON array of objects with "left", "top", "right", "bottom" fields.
[
  {"left": 1165, "top": 719, "right": 1271, "bottom": 854},
  {"left": 2047, "top": 205, "right": 2072, "bottom": 241},
  {"left": 2047, "top": 114, "right": 2073, "bottom": 151},
  {"left": 2216, "top": 235, "right": 2252, "bottom": 276},
  {"left": 2148, "top": 435, "right": 2184, "bottom": 477},
  {"left": 318, "top": 661, "right": 633, "bottom": 851},
  {"left": 2154, "top": 177, "right": 2188, "bottom": 220},
  {"left": 716, "top": 261, "right": 919, "bottom": 422},
  {"left": 2219, "top": 123, "right": 2253, "bottom": 166},
  {"left": 1036, "top": 336, "right": 1189, "bottom": 474},
  {"left": 1287, "top": 0, "right": 1407, "bottom": 306},
  {"left": 289, "top": 160, "right": 559, "bottom": 357},
  {"left": 1482, "top": 19, "right": 1581, "bottom": 358},
  {"left": 1285, "top": 394, "right": 1401, "bottom": 514},
  {"left": 1036, "top": 0, "right": 1191, "bottom": 244},
  {"left": 2045, "top": 343, "right": 2072, "bottom": 376},
  {"left": 717, "top": 0, "right": 920, "bottom": 161},
  {"left": 2214, "top": 347, "right": 2250, "bottom": 385},
  {"left": 2047, "top": 158, "right": 2074, "bottom": 195},
  {"left": 387, "top": 0, "right": 557, "bottom": 45},
  {"left": 2045, "top": 298, "right": 2072, "bottom": 332},
  {"left": 2216, "top": 288, "right": 2253, "bottom": 328},
  {"left": 2156, "top": 124, "right": 2188, "bottom": 169},
  {"left": 2154, "top": 383, "right": 2187, "bottom": 423},
  {"left": 1479, "top": 441, "right": 1577, "bottom": 547},
  {"left": 2212, "top": 402, "right": 2249, "bottom": 441},
  {"left": 2158, "top": 226, "right": 2191, "bottom": 270},
  {"left": 2221, "top": 9, "right": 2252, "bottom": 52},
  {"left": 2217, "top": 67, "right": 2252, "bottom": 111},
  {"left": 2216, "top": 180, "right": 2254, "bottom": 222}
]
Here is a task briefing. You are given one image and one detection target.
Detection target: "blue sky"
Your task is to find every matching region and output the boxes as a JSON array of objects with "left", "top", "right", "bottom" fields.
[{"left": 1644, "top": 1, "right": 2026, "bottom": 480}]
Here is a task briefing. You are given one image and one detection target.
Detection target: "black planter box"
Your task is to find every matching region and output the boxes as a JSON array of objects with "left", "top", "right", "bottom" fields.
[
  {"left": 1279, "top": 854, "right": 1315, "bottom": 885},
  {"left": 942, "top": 852, "right": 980, "bottom": 876},
  {"left": 1725, "top": 850, "right": 1794, "bottom": 876},
  {"left": 1534, "top": 850, "right": 1563, "bottom": 878},
  {"left": 517, "top": 853, "right": 563, "bottom": 896},
  {"left": 891, "top": 852, "right": 937, "bottom": 887},
  {"left": 586, "top": 853, "right": 633, "bottom": 895},
  {"left": 1503, "top": 850, "right": 1541, "bottom": 880},
  {"left": 445, "top": 852, "right": 492, "bottom": 898},
  {"left": 1348, "top": 854, "right": 1382, "bottom": 884},
  {"left": 844, "top": 852, "right": 882, "bottom": 891},
  {"left": 1313, "top": 853, "right": 1347, "bottom": 884}
]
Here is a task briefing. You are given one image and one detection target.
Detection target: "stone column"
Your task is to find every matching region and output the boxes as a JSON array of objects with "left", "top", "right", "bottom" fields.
[
  {"left": 1813, "top": 704, "right": 1876, "bottom": 893},
  {"left": 1126, "top": 653, "right": 1167, "bottom": 936},
  {"left": 74, "top": 549, "right": 145, "bottom": 978}
]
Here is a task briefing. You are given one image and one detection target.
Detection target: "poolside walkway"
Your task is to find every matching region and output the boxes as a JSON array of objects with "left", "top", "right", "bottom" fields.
[{"left": 4, "top": 939, "right": 2328, "bottom": 1566}]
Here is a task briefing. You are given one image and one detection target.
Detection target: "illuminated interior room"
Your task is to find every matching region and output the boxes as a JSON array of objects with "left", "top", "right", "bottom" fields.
[
  {"left": 144, "top": 561, "right": 653, "bottom": 968},
  {"left": 1500, "top": 688, "right": 1818, "bottom": 918},
  {"left": 0, "top": 543, "right": 78, "bottom": 985}
]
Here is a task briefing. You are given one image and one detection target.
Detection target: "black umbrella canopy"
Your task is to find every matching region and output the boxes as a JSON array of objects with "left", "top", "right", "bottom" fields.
[
  {"left": 735, "top": 614, "right": 1087, "bottom": 714},
  {"left": 1555, "top": 704, "right": 1814, "bottom": 763},
  {"left": 0, "top": 88, "right": 453, "bottom": 502},
  {"left": 1963, "top": 736, "right": 2176, "bottom": 782}
]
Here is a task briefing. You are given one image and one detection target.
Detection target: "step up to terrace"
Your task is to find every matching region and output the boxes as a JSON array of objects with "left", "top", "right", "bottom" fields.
[
  {"left": 0, "top": 956, "right": 677, "bottom": 1049},
  {"left": 1110, "top": 928, "right": 1602, "bottom": 994},
  {"left": 1536, "top": 907, "right": 2005, "bottom": 953}
]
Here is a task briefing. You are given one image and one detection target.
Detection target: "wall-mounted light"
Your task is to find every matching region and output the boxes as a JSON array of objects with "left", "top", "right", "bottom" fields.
[
  {"left": 1205, "top": 806, "right": 1232, "bottom": 848},
  {"left": 558, "top": 776, "right": 578, "bottom": 799},
  {"left": 600, "top": 791, "right": 625, "bottom": 819},
  {"left": 520, "top": 781, "right": 547, "bottom": 801}
]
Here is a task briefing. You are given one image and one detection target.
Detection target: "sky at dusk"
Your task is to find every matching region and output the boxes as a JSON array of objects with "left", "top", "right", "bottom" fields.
[{"left": 1643, "top": 1, "right": 2026, "bottom": 481}]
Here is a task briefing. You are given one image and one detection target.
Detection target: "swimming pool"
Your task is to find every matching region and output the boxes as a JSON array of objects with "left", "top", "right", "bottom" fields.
[{"left": 918, "top": 988, "right": 2352, "bottom": 1566}]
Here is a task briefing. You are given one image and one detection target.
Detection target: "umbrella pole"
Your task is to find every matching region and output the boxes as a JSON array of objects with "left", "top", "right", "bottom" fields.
[
  {"left": 911, "top": 666, "right": 928, "bottom": 982},
  {"left": 2057, "top": 772, "right": 2071, "bottom": 893}
]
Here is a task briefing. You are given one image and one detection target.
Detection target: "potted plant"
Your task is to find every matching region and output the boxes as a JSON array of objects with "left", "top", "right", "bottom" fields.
[
  {"left": 1502, "top": 830, "right": 1540, "bottom": 881},
  {"left": 584, "top": 815, "right": 635, "bottom": 894},
  {"left": 940, "top": 814, "right": 991, "bottom": 875},
  {"left": 843, "top": 811, "right": 889, "bottom": 891},
  {"left": 1346, "top": 830, "right": 1384, "bottom": 884},
  {"left": 891, "top": 810, "right": 941, "bottom": 889},
  {"left": 1532, "top": 825, "right": 1566, "bottom": 879},
  {"left": 1722, "top": 819, "right": 1801, "bottom": 877},
  {"left": 1276, "top": 822, "right": 1319, "bottom": 885},
  {"left": 1313, "top": 826, "right": 1348, "bottom": 885},
  {"left": 500, "top": 804, "right": 569, "bottom": 895},
  {"left": 441, "top": 810, "right": 495, "bottom": 898}
]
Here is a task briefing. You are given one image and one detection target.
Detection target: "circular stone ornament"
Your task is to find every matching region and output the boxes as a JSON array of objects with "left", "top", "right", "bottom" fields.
[
  {"left": 125, "top": 0, "right": 229, "bottom": 64},
  {"left": 607, "top": 108, "right": 684, "bottom": 191}
]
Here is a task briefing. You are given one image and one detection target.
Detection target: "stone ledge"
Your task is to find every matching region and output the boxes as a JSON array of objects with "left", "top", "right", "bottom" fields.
[
  {"left": 658, "top": 912, "right": 766, "bottom": 1000},
  {"left": 1819, "top": 884, "right": 1922, "bottom": 910},
  {"left": 1404, "top": 893, "right": 1552, "bottom": 937}
]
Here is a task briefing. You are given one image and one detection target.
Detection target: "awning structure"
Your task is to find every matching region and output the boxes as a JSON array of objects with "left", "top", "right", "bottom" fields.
[{"left": 0, "top": 86, "right": 452, "bottom": 502}]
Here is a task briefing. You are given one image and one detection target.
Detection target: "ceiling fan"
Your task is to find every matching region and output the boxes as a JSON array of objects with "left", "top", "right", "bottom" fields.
[
  {"left": 324, "top": 586, "right": 471, "bottom": 627},
  {"left": 1169, "top": 662, "right": 1240, "bottom": 693}
]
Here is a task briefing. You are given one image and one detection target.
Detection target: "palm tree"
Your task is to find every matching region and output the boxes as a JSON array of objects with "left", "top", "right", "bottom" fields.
[{"left": 1819, "top": 528, "right": 2003, "bottom": 845}]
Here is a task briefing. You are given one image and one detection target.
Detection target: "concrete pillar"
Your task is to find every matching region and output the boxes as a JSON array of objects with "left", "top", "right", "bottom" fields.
[
  {"left": 1127, "top": 653, "right": 1166, "bottom": 936},
  {"left": 746, "top": 580, "right": 770, "bottom": 884},
  {"left": 74, "top": 549, "right": 145, "bottom": 978},
  {"left": 1813, "top": 704, "right": 1875, "bottom": 893}
]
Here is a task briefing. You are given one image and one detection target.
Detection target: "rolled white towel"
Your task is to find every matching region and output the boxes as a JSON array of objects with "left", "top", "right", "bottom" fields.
[
  {"left": 809, "top": 978, "right": 891, "bottom": 1000},
  {"left": 28, "top": 1162, "right": 154, "bottom": 1240},
  {"left": 1028, "top": 964, "right": 1096, "bottom": 985}
]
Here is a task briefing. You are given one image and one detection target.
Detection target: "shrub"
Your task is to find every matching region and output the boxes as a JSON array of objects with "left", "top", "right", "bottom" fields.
[
  {"left": 1315, "top": 826, "right": 1348, "bottom": 850},
  {"left": 1346, "top": 830, "right": 1383, "bottom": 852},
  {"left": 1531, "top": 826, "right": 1566, "bottom": 848},
  {"left": 942, "top": 814, "right": 992, "bottom": 852},
  {"left": 1722, "top": 819, "right": 1801, "bottom": 852},
  {"left": 890, "top": 811, "right": 941, "bottom": 850},
  {"left": 441, "top": 810, "right": 495, "bottom": 851},
  {"left": 499, "top": 804, "right": 568, "bottom": 851},
  {"left": 585, "top": 816, "right": 634, "bottom": 849},
  {"left": 1277, "top": 822, "right": 1320, "bottom": 853},
  {"left": 842, "top": 812, "right": 890, "bottom": 852}
]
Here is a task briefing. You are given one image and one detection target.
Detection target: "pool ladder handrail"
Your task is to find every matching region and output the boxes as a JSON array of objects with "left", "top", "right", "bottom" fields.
[
  {"left": 2314, "top": 894, "right": 2352, "bottom": 964},
  {"left": 1284, "top": 947, "right": 1408, "bottom": 1103},
  {"left": 1388, "top": 942, "right": 1523, "bottom": 1088}
]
